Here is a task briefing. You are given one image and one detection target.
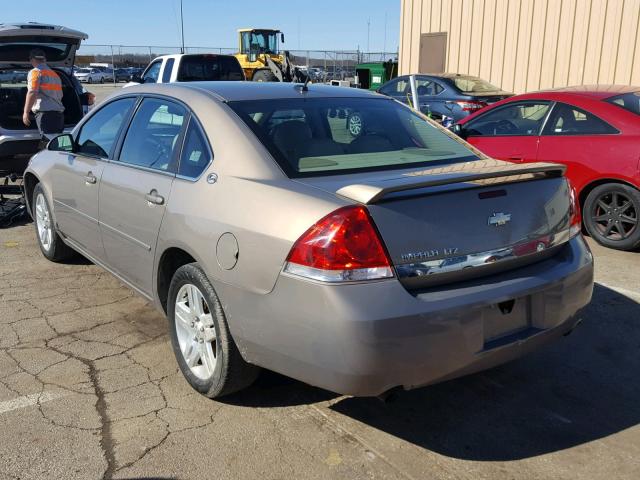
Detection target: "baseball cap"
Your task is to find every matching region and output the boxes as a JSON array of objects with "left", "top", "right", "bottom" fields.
[{"left": 29, "top": 49, "right": 47, "bottom": 61}]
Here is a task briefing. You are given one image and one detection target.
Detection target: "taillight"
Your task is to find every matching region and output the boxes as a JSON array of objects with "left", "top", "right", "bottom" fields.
[
  {"left": 455, "top": 100, "right": 487, "bottom": 112},
  {"left": 284, "top": 205, "right": 393, "bottom": 282},
  {"left": 568, "top": 180, "right": 581, "bottom": 237}
]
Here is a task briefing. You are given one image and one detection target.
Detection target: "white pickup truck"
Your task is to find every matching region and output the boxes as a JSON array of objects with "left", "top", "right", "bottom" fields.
[{"left": 125, "top": 53, "right": 245, "bottom": 86}]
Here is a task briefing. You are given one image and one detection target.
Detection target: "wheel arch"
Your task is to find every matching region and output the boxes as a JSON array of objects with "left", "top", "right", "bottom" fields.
[
  {"left": 23, "top": 172, "right": 40, "bottom": 217},
  {"left": 156, "top": 246, "right": 197, "bottom": 314},
  {"left": 578, "top": 177, "right": 640, "bottom": 208}
]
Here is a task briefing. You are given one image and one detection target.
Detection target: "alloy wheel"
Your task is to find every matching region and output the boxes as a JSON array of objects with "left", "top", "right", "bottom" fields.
[
  {"left": 35, "top": 193, "right": 52, "bottom": 252},
  {"left": 591, "top": 191, "right": 638, "bottom": 241},
  {"left": 174, "top": 284, "right": 218, "bottom": 380},
  {"left": 348, "top": 114, "right": 363, "bottom": 137}
]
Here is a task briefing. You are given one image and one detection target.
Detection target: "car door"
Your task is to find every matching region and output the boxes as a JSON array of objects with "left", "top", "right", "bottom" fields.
[
  {"left": 141, "top": 60, "right": 162, "bottom": 84},
  {"left": 98, "top": 97, "right": 187, "bottom": 295},
  {"left": 536, "top": 101, "right": 621, "bottom": 189},
  {"left": 51, "top": 97, "right": 136, "bottom": 260},
  {"left": 461, "top": 101, "right": 552, "bottom": 163}
]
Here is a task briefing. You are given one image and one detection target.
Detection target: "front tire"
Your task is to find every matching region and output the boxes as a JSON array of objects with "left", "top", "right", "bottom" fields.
[
  {"left": 87, "top": 77, "right": 93, "bottom": 84},
  {"left": 252, "top": 69, "right": 278, "bottom": 82},
  {"left": 32, "top": 184, "right": 75, "bottom": 262},
  {"left": 347, "top": 112, "right": 364, "bottom": 137},
  {"left": 583, "top": 183, "right": 640, "bottom": 251},
  {"left": 167, "top": 263, "right": 260, "bottom": 398}
]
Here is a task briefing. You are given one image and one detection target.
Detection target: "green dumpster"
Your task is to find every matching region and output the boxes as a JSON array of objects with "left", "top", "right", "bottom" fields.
[{"left": 355, "top": 61, "right": 398, "bottom": 90}]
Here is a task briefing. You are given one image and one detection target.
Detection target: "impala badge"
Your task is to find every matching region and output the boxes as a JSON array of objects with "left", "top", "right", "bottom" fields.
[{"left": 488, "top": 212, "right": 511, "bottom": 227}]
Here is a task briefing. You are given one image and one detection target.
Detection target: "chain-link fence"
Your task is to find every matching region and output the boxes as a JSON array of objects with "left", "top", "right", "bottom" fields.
[{"left": 75, "top": 44, "right": 398, "bottom": 83}]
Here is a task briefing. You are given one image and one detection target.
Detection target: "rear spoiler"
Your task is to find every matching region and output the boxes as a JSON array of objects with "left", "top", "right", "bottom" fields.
[{"left": 335, "top": 160, "right": 566, "bottom": 204}]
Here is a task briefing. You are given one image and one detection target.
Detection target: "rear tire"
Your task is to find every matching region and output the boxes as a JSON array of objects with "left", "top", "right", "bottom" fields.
[
  {"left": 32, "top": 183, "right": 76, "bottom": 262},
  {"left": 252, "top": 69, "right": 278, "bottom": 82},
  {"left": 167, "top": 263, "right": 260, "bottom": 398},
  {"left": 583, "top": 183, "right": 640, "bottom": 251}
]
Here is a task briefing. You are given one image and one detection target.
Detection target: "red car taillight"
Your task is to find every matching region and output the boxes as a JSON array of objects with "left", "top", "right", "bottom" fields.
[
  {"left": 568, "top": 180, "right": 581, "bottom": 237},
  {"left": 456, "top": 100, "right": 488, "bottom": 112},
  {"left": 284, "top": 205, "right": 394, "bottom": 282}
]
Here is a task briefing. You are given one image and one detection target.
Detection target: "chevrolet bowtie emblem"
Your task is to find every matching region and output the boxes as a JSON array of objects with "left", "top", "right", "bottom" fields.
[{"left": 488, "top": 212, "right": 512, "bottom": 227}]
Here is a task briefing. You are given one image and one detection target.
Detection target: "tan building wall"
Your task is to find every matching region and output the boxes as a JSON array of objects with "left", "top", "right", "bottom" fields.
[{"left": 399, "top": 0, "right": 640, "bottom": 93}]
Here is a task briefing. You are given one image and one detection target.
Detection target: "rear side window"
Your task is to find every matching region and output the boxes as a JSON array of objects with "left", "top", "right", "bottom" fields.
[
  {"left": 76, "top": 98, "right": 135, "bottom": 158},
  {"left": 416, "top": 78, "right": 444, "bottom": 96},
  {"left": 229, "top": 97, "right": 478, "bottom": 178},
  {"left": 543, "top": 102, "right": 618, "bottom": 135},
  {"left": 606, "top": 92, "right": 640, "bottom": 116},
  {"left": 162, "top": 58, "right": 174, "bottom": 83},
  {"left": 179, "top": 120, "right": 212, "bottom": 178},
  {"left": 118, "top": 98, "right": 187, "bottom": 172},
  {"left": 177, "top": 55, "right": 244, "bottom": 81}
]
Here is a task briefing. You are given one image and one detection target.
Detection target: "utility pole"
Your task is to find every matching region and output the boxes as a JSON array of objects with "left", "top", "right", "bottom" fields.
[
  {"left": 179, "top": 0, "right": 185, "bottom": 54},
  {"left": 367, "top": 17, "right": 370, "bottom": 53}
]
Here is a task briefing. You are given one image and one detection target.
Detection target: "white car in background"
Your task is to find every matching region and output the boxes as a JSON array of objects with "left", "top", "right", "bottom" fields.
[{"left": 74, "top": 68, "right": 109, "bottom": 84}]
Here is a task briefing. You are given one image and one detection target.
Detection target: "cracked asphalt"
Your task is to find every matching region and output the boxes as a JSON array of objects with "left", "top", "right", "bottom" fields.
[{"left": 1, "top": 86, "right": 639, "bottom": 480}]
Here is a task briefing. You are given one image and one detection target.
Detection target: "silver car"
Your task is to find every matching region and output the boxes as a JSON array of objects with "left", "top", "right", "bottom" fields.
[{"left": 24, "top": 82, "right": 594, "bottom": 398}]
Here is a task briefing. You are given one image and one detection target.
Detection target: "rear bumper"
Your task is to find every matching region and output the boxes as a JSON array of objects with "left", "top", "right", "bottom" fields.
[{"left": 222, "top": 236, "right": 594, "bottom": 397}]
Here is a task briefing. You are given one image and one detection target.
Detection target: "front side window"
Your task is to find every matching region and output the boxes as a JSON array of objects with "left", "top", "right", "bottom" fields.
[
  {"left": 543, "top": 102, "right": 618, "bottom": 135},
  {"left": 142, "top": 61, "right": 162, "bottom": 84},
  {"left": 76, "top": 98, "right": 136, "bottom": 158},
  {"left": 465, "top": 102, "right": 550, "bottom": 136},
  {"left": 229, "top": 97, "right": 478, "bottom": 177},
  {"left": 178, "top": 120, "right": 212, "bottom": 178},
  {"left": 380, "top": 78, "right": 408, "bottom": 95},
  {"left": 118, "top": 98, "right": 187, "bottom": 172}
]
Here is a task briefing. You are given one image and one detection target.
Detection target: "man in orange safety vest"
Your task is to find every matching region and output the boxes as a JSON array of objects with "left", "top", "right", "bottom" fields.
[{"left": 22, "top": 49, "right": 65, "bottom": 135}]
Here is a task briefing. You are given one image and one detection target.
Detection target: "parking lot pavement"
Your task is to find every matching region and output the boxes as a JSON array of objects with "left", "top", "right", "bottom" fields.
[{"left": 0, "top": 222, "right": 638, "bottom": 480}]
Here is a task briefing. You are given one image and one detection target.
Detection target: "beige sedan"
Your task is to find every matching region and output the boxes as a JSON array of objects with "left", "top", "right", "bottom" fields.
[{"left": 24, "top": 82, "right": 593, "bottom": 398}]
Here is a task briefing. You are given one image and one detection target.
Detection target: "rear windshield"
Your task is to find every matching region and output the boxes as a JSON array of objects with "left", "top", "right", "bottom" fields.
[
  {"left": 606, "top": 92, "right": 640, "bottom": 116},
  {"left": 454, "top": 76, "right": 501, "bottom": 93},
  {"left": 0, "top": 36, "right": 75, "bottom": 62},
  {"left": 228, "top": 97, "right": 479, "bottom": 178},
  {"left": 177, "top": 55, "right": 244, "bottom": 81}
]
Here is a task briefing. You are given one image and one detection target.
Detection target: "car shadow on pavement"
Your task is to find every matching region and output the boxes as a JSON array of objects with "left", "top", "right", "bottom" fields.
[{"left": 328, "top": 283, "right": 640, "bottom": 461}]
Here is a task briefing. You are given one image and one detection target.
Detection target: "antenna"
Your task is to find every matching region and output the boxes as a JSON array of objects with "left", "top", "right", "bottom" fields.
[{"left": 179, "top": 0, "right": 185, "bottom": 54}]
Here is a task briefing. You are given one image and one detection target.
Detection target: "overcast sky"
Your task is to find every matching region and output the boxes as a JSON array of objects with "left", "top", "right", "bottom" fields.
[{"left": 7, "top": 0, "right": 400, "bottom": 52}]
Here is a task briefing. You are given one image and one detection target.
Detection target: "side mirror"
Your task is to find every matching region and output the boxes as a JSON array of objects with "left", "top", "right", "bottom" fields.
[
  {"left": 451, "top": 123, "right": 467, "bottom": 139},
  {"left": 281, "top": 33, "right": 285, "bottom": 43},
  {"left": 131, "top": 74, "right": 143, "bottom": 83},
  {"left": 48, "top": 134, "right": 75, "bottom": 153}
]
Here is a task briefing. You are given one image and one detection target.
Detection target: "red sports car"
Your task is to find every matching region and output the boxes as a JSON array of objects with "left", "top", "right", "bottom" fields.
[{"left": 456, "top": 86, "right": 640, "bottom": 251}]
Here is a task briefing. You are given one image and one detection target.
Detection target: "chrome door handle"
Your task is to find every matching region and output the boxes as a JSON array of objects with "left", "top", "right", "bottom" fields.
[
  {"left": 85, "top": 172, "right": 97, "bottom": 184},
  {"left": 145, "top": 189, "right": 165, "bottom": 205}
]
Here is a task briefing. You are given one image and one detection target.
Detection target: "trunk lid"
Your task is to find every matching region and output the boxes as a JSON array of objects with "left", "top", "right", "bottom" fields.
[
  {"left": 0, "top": 22, "right": 88, "bottom": 68},
  {"left": 296, "top": 159, "right": 571, "bottom": 290},
  {"left": 468, "top": 92, "right": 513, "bottom": 104}
]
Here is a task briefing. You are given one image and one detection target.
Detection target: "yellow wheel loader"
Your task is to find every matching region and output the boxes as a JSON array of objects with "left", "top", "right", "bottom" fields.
[{"left": 234, "top": 29, "right": 308, "bottom": 83}]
